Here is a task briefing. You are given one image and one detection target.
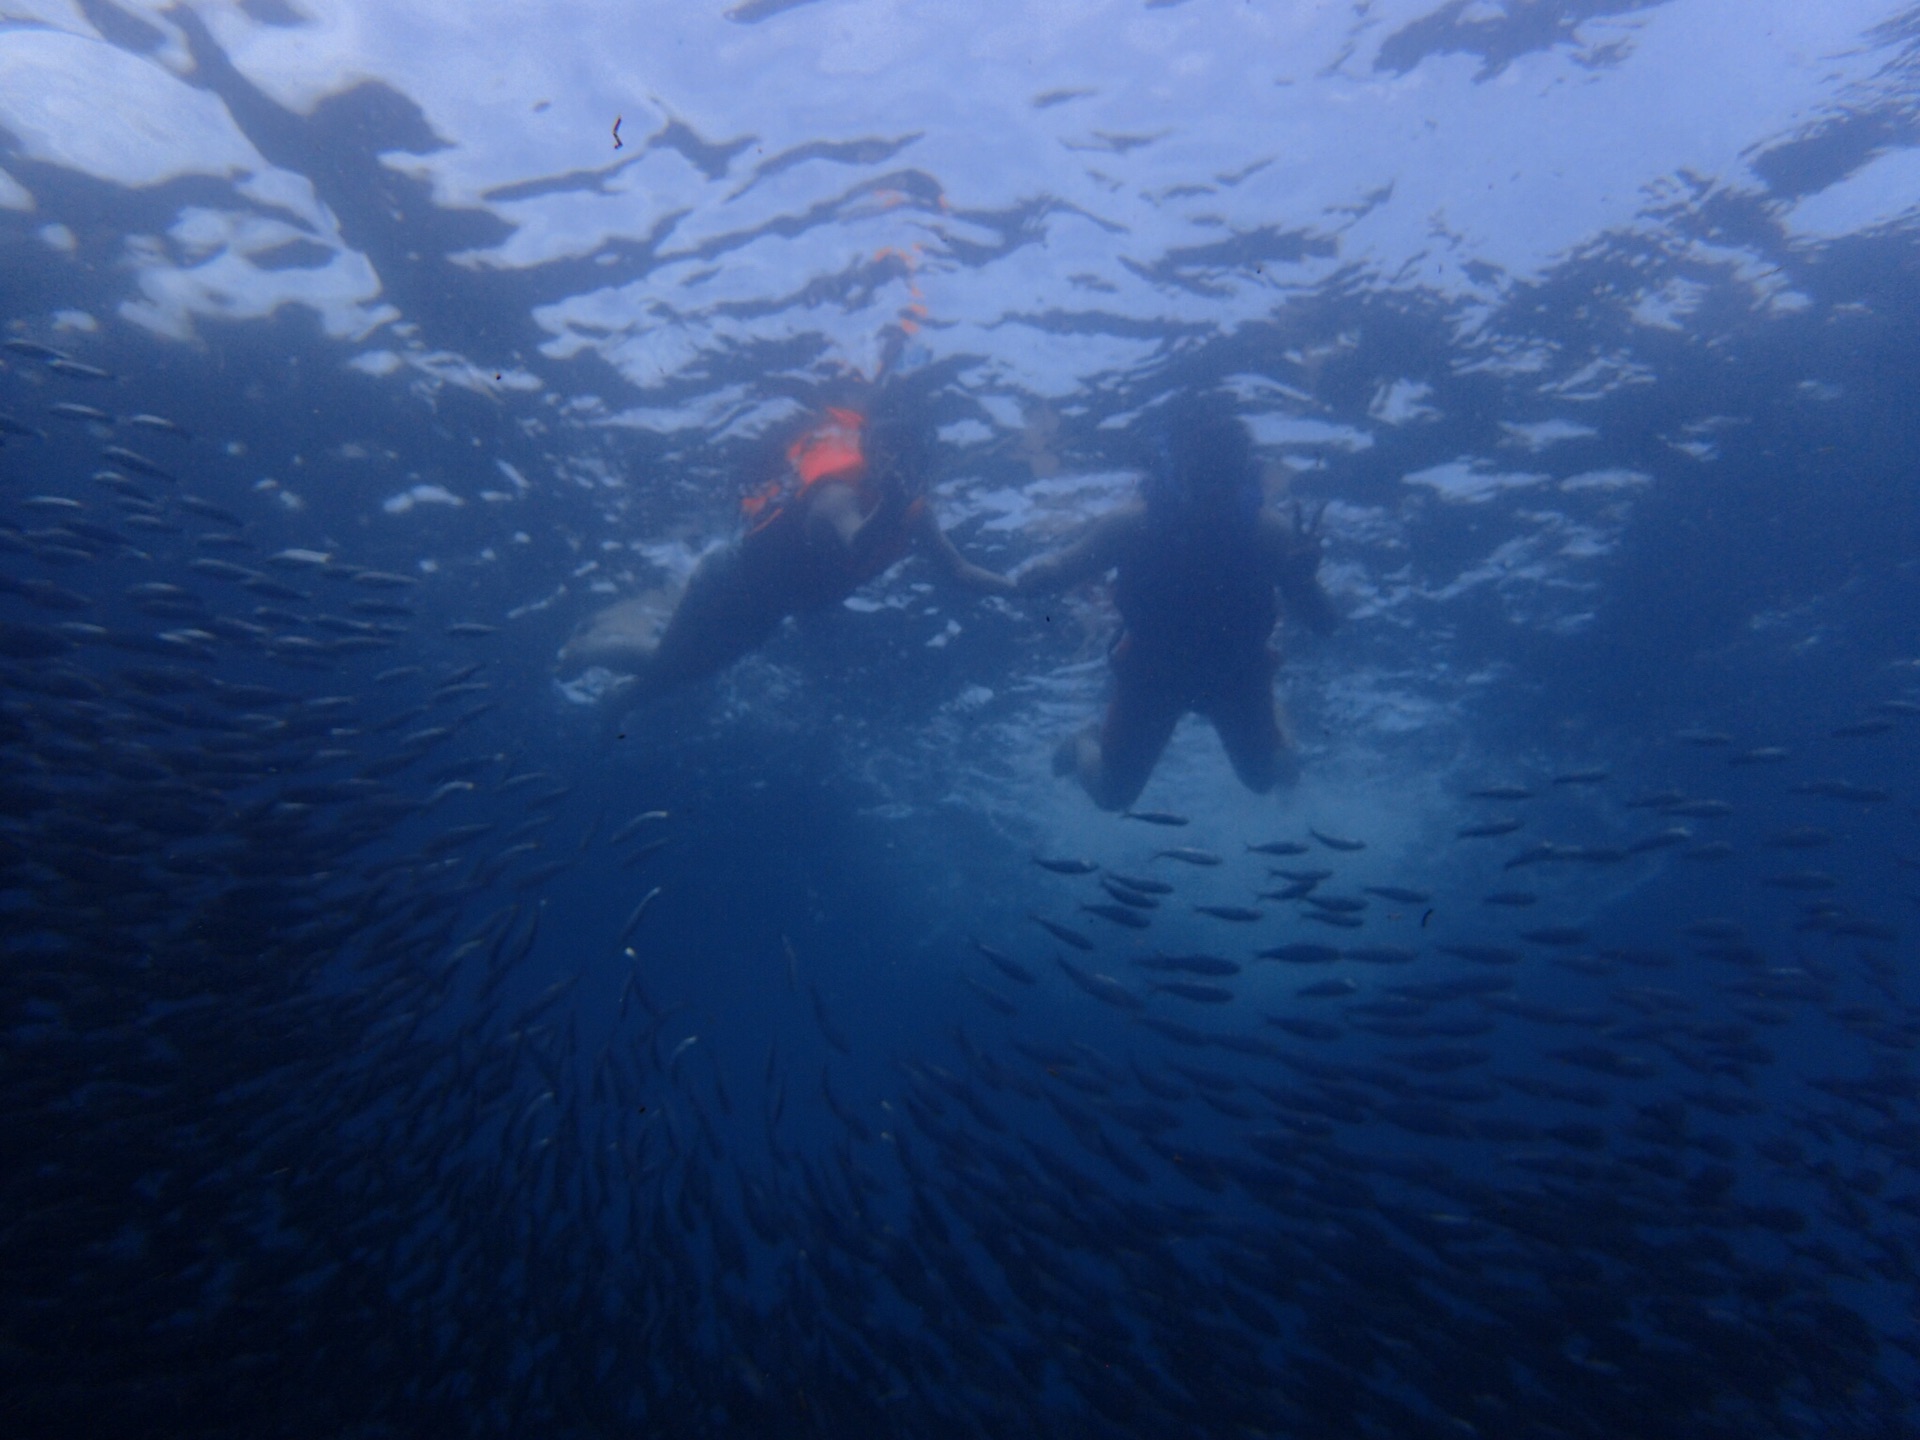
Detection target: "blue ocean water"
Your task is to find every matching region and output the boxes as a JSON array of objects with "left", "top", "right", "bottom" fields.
[{"left": 2, "top": 2, "right": 1918, "bottom": 1436}]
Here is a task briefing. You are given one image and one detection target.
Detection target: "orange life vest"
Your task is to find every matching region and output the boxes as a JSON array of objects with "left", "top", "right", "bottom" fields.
[{"left": 741, "top": 407, "right": 869, "bottom": 531}]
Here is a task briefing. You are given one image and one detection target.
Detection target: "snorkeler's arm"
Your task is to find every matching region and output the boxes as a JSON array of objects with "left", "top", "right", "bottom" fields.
[
  {"left": 914, "top": 509, "right": 1016, "bottom": 595},
  {"left": 1011, "top": 508, "right": 1139, "bottom": 595},
  {"left": 1267, "top": 505, "right": 1341, "bottom": 636}
]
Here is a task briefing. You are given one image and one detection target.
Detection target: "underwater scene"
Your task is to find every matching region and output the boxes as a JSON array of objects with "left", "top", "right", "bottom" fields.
[{"left": 3, "top": 1, "right": 1919, "bottom": 1436}]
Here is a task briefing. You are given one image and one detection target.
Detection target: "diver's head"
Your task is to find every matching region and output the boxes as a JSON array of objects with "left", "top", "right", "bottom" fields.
[{"left": 1144, "top": 391, "right": 1261, "bottom": 523}]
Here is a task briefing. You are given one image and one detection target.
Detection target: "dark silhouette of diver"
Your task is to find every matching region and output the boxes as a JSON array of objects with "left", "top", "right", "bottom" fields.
[
  {"left": 558, "top": 399, "right": 1011, "bottom": 720},
  {"left": 1013, "top": 396, "right": 1338, "bottom": 811}
]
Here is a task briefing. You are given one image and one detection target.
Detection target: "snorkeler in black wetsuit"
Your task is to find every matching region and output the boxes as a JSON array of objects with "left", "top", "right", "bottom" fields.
[
  {"left": 558, "top": 402, "right": 1010, "bottom": 717},
  {"left": 1013, "top": 396, "right": 1338, "bottom": 811}
]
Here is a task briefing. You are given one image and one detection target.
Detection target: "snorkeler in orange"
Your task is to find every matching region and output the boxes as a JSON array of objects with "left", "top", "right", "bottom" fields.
[
  {"left": 1013, "top": 394, "right": 1338, "bottom": 811},
  {"left": 558, "top": 400, "right": 1010, "bottom": 716}
]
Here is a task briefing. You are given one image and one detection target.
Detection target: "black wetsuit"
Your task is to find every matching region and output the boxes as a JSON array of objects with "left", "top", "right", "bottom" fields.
[
  {"left": 643, "top": 483, "right": 920, "bottom": 694},
  {"left": 1095, "top": 512, "right": 1288, "bottom": 807},
  {"left": 1111, "top": 519, "right": 1277, "bottom": 677}
]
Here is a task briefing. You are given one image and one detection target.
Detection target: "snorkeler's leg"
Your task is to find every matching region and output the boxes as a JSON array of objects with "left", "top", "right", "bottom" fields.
[
  {"left": 1205, "top": 652, "right": 1298, "bottom": 793},
  {"left": 1070, "top": 661, "right": 1182, "bottom": 812},
  {"left": 557, "top": 595, "right": 667, "bottom": 679},
  {"left": 632, "top": 545, "right": 784, "bottom": 700}
]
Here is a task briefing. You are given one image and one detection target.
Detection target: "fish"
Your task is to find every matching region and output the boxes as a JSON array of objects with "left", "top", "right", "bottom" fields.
[
  {"left": 1482, "top": 891, "right": 1538, "bottom": 907},
  {"left": 0, "top": 620, "right": 77, "bottom": 658},
  {"left": 1520, "top": 925, "right": 1588, "bottom": 947},
  {"left": 1626, "top": 827, "right": 1692, "bottom": 853},
  {"left": 1455, "top": 817, "right": 1523, "bottom": 838},
  {"left": 1344, "top": 945, "right": 1417, "bottom": 965},
  {"left": 0, "top": 410, "right": 44, "bottom": 440},
  {"left": 1193, "top": 905, "right": 1262, "bottom": 923},
  {"left": 961, "top": 975, "right": 1017, "bottom": 1016},
  {"left": 1469, "top": 784, "right": 1534, "bottom": 800},
  {"left": 1103, "top": 871, "right": 1172, "bottom": 895},
  {"left": 1295, "top": 978, "right": 1358, "bottom": 998},
  {"left": 4, "top": 338, "right": 67, "bottom": 359},
  {"left": 1661, "top": 798, "right": 1732, "bottom": 819},
  {"left": 499, "top": 769, "right": 556, "bottom": 790},
  {"left": 1674, "top": 729, "right": 1733, "bottom": 746},
  {"left": 1123, "top": 810, "right": 1190, "bottom": 826},
  {"left": 1830, "top": 718, "right": 1894, "bottom": 738},
  {"left": 1303, "top": 911, "right": 1363, "bottom": 929},
  {"left": 1764, "top": 827, "right": 1832, "bottom": 849},
  {"left": 1133, "top": 953, "right": 1241, "bottom": 977},
  {"left": 1391, "top": 1045, "right": 1490, "bottom": 1073},
  {"left": 1363, "top": 886, "right": 1431, "bottom": 905},
  {"left": 1151, "top": 981, "right": 1235, "bottom": 1004},
  {"left": 1257, "top": 942, "right": 1342, "bottom": 965},
  {"left": 1142, "top": 1019, "right": 1217, "bottom": 1051},
  {"left": 1438, "top": 943, "right": 1523, "bottom": 965},
  {"left": 447, "top": 622, "right": 501, "bottom": 637},
  {"left": 1821, "top": 917, "right": 1899, "bottom": 941},
  {"left": 125, "top": 412, "right": 190, "bottom": 439},
  {"left": 1033, "top": 855, "right": 1099, "bottom": 875},
  {"left": 1030, "top": 914, "right": 1094, "bottom": 951},
  {"left": 1761, "top": 871, "right": 1840, "bottom": 891},
  {"left": 259, "top": 548, "right": 330, "bottom": 570},
  {"left": 1565, "top": 844, "right": 1628, "bottom": 865},
  {"left": 620, "top": 837, "right": 670, "bottom": 869},
  {"left": 1551, "top": 768, "right": 1609, "bottom": 785},
  {"left": 46, "top": 401, "right": 112, "bottom": 422},
  {"left": 1728, "top": 746, "right": 1790, "bottom": 765},
  {"left": 617, "top": 886, "right": 663, "bottom": 942},
  {"left": 1552, "top": 1045, "right": 1657, "bottom": 1079},
  {"left": 1054, "top": 957, "right": 1143, "bottom": 1010},
  {"left": 1260, "top": 881, "right": 1320, "bottom": 902},
  {"left": 608, "top": 810, "right": 670, "bottom": 844},
  {"left": 187, "top": 557, "right": 257, "bottom": 581},
  {"left": 1098, "top": 877, "right": 1158, "bottom": 909},
  {"left": 1791, "top": 780, "right": 1888, "bottom": 803},
  {"left": 1303, "top": 894, "right": 1367, "bottom": 914},
  {"left": 1082, "top": 902, "right": 1151, "bottom": 930},
  {"left": 352, "top": 570, "right": 420, "bottom": 589},
  {"left": 179, "top": 496, "right": 245, "bottom": 527},
  {"left": 1266, "top": 1015, "right": 1342, "bottom": 1041},
  {"left": 48, "top": 357, "right": 114, "bottom": 379},
  {"left": 1246, "top": 840, "right": 1310, "bottom": 856},
  {"left": 1503, "top": 842, "right": 1570, "bottom": 870},
  {"left": 1681, "top": 925, "right": 1743, "bottom": 948},
  {"left": 971, "top": 939, "right": 1036, "bottom": 985},
  {"left": 808, "top": 985, "right": 853, "bottom": 1054},
  {"left": 1310, "top": 828, "right": 1366, "bottom": 852},
  {"left": 1625, "top": 789, "right": 1687, "bottom": 809},
  {"left": 1154, "top": 847, "right": 1222, "bottom": 866},
  {"left": 100, "top": 445, "right": 176, "bottom": 482}
]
